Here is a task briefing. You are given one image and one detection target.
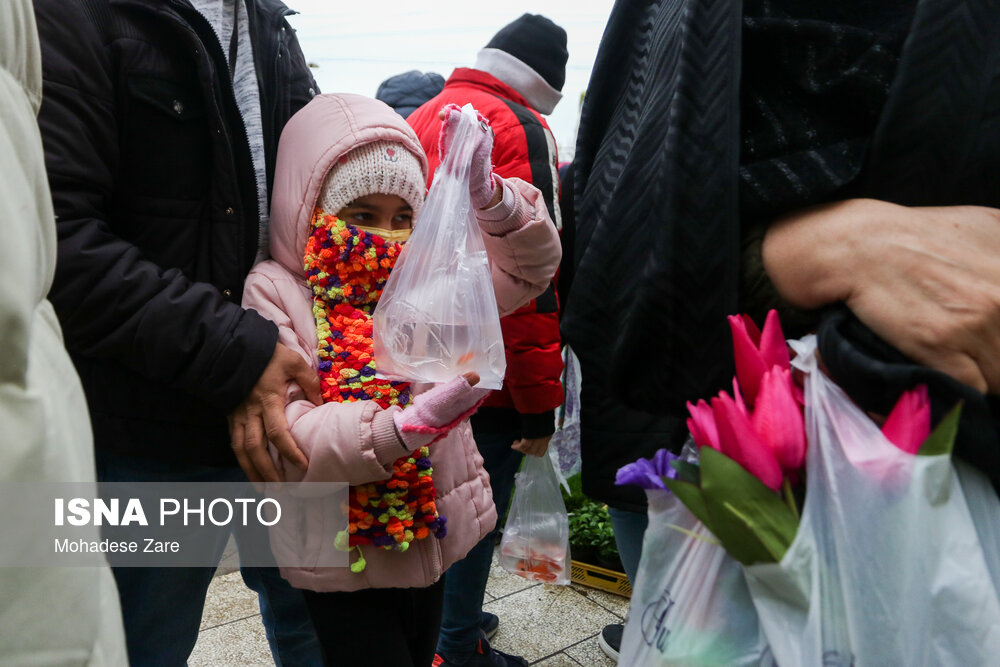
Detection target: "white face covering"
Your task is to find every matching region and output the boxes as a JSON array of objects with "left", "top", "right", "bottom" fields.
[{"left": 352, "top": 225, "right": 412, "bottom": 244}]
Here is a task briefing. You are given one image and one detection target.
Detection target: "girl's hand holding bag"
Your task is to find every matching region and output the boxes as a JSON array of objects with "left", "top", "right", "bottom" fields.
[{"left": 373, "top": 104, "right": 506, "bottom": 389}]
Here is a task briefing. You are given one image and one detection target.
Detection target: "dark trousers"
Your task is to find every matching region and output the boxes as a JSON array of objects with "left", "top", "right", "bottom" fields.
[
  {"left": 97, "top": 451, "right": 321, "bottom": 667},
  {"left": 437, "top": 424, "right": 524, "bottom": 659},
  {"left": 302, "top": 576, "right": 446, "bottom": 667}
]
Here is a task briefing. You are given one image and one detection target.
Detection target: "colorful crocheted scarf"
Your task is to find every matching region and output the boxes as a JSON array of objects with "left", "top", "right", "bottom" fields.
[{"left": 304, "top": 209, "right": 446, "bottom": 572}]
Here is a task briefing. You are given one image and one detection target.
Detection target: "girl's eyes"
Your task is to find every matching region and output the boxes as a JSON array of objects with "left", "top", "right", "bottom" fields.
[
  {"left": 348, "top": 211, "right": 373, "bottom": 222},
  {"left": 393, "top": 214, "right": 413, "bottom": 224}
]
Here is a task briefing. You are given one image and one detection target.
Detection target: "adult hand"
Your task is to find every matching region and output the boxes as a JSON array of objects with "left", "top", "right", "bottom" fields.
[
  {"left": 512, "top": 435, "right": 552, "bottom": 457},
  {"left": 763, "top": 199, "right": 1000, "bottom": 394},
  {"left": 438, "top": 104, "right": 501, "bottom": 209},
  {"left": 228, "top": 342, "right": 323, "bottom": 483}
]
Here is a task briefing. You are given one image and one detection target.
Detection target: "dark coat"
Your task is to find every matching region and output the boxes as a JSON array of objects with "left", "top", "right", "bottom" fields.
[
  {"left": 34, "top": 0, "right": 318, "bottom": 465},
  {"left": 565, "top": 0, "right": 1000, "bottom": 508}
]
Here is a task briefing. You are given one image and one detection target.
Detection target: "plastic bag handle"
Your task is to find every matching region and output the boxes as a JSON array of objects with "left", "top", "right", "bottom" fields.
[{"left": 438, "top": 104, "right": 481, "bottom": 181}]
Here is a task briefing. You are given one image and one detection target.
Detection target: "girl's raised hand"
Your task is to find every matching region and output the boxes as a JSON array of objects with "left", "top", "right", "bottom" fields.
[{"left": 437, "top": 104, "right": 501, "bottom": 209}]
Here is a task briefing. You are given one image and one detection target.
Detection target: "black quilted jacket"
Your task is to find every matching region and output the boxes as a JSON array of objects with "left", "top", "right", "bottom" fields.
[{"left": 34, "top": 0, "right": 317, "bottom": 465}]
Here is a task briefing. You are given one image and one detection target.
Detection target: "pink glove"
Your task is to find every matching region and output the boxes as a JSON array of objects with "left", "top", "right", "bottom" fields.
[
  {"left": 438, "top": 103, "right": 499, "bottom": 210},
  {"left": 393, "top": 374, "right": 490, "bottom": 450}
]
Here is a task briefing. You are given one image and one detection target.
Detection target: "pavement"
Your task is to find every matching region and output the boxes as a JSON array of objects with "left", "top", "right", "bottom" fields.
[{"left": 191, "top": 546, "right": 627, "bottom": 666}]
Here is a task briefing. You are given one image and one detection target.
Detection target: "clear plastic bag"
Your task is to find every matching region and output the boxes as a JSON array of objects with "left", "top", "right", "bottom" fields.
[
  {"left": 745, "top": 335, "right": 1000, "bottom": 666},
  {"left": 621, "top": 489, "right": 773, "bottom": 667},
  {"left": 373, "top": 103, "right": 506, "bottom": 388},
  {"left": 548, "top": 345, "right": 581, "bottom": 485},
  {"left": 499, "top": 452, "right": 571, "bottom": 584}
]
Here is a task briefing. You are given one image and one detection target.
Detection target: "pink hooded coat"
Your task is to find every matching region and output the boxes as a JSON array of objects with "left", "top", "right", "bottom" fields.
[{"left": 242, "top": 93, "right": 561, "bottom": 592}]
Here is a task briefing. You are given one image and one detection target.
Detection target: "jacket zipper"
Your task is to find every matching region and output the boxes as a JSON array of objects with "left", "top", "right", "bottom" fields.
[
  {"left": 430, "top": 531, "right": 443, "bottom": 581},
  {"left": 155, "top": 0, "right": 263, "bottom": 275},
  {"left": 260, "top": 8, "right": 294, "bottom": 257}
]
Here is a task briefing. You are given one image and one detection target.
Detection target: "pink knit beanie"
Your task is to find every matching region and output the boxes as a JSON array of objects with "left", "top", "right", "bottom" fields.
[{"left": 317, "top": 140, "right": 426, "bottom": 218}]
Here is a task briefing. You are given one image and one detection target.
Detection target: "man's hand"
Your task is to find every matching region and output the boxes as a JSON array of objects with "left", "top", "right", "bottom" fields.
[
  {"left": 228, "top": 343, "right": 323, "bottom": 483},
  {"left": 512, "top": 435, "right": 552, "bottom": 457},
  {"left": 763, "top": 199, "right": 1000, "bottom": 394}
]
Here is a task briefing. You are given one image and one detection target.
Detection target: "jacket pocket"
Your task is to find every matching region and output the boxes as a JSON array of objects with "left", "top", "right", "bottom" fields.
[{"left": 123, "top": 72, "right": 211, "bottom": 199}]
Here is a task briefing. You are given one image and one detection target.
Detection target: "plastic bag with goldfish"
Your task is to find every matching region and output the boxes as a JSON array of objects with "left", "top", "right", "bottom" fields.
[{"left": 499, "top": 452, "right": 570, "bottom": 584}]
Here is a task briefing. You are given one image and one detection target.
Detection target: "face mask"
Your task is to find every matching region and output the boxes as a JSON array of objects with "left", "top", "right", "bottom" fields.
[{"left": 354, "top": 225, "right": 411, "bottom": 244}]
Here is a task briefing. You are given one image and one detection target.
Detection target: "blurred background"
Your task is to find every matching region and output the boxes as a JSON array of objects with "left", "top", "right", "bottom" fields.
[{"left": 286, "top": 0, "right": 615, "bottom": 161}]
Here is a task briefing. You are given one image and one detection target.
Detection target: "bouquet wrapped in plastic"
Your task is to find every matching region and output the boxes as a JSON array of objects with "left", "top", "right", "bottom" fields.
[{"left": 618, "top": 310, "right": 1000, "bottom": 666}]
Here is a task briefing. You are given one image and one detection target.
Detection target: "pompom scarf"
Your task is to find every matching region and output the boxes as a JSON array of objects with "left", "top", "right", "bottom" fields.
[{"left": 304, "top": 209, "right": 446, "bottom": 572}]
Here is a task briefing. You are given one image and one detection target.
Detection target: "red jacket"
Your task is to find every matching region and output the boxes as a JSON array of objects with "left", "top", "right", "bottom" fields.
[{"left": 408, "top": 68, "right": 564, "bottom": 437}]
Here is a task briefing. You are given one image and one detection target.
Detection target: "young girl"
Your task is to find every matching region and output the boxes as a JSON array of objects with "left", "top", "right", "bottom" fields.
[{"left": 242, "top": 93, "right": 561, "bottom": 666}]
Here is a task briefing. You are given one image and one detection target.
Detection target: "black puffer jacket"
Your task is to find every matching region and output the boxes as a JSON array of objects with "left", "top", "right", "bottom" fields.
[{"left": 34, "top": 0, "right": 317, "bottom": 465}]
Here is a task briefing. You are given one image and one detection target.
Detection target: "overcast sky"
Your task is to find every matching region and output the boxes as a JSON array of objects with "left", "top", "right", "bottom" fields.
[{"left": 285, "top": 0, "right": 616, "bottom": 160}]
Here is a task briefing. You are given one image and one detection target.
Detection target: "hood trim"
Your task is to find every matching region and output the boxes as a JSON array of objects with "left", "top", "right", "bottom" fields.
[{"left": 473, "top": 48, "right": 562, "bottom": 115}]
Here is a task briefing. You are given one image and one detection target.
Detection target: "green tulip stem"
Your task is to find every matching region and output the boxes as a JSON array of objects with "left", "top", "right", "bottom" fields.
[{"left": 782, "top": 478, "right": 799, "bottom": 521}]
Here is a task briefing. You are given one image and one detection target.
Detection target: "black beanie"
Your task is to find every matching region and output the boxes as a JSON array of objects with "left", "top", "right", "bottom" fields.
[{"left": 484, "top": 14, "right": 568, "bottom": 91}]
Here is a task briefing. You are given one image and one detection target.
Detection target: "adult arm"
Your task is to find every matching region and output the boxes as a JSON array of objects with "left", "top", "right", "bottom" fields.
[
  {"left": 437, "top": 105, "right": 562, "bottom": 308},
  {"left": 477, "top": 179, "right": 562, "bottom": 316},
  {"left": 35, "top": 2, "right": 322, "bottom": 479},
  {"left": 34, "top": 1, "right": 278, "bottom": 412},
  {"left": 761, "top": 198, "right": 1000, "bottom": 394}
]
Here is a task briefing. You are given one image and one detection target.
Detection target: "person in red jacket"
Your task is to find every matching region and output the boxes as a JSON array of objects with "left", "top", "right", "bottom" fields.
[{"left": 408, "top": 13, "right": 567, "bottom": 667}]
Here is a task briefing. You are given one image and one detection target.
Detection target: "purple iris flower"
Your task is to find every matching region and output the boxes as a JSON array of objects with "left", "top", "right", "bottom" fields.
[{"left": 615, "top": 449, "right": 681, "bottom": 490}]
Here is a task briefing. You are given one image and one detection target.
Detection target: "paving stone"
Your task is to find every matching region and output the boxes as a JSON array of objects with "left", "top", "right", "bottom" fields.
[
  {"left": 563, "top": 633, "right": 619, "bottom": 667},
  {"left": 484, "top": 584, "right": 620, "bottom": 663},
  {"left": 199, "top": 571, "right": 261, "bottom": 630},
  {"left": 189, "top": 617, "right": 273, "bottom": 666},
  {"left": 532, "top": 652, "right": 584, "bottom": 666},
  {"left": 568, "top": 584, "right": 632, "bottom": 620}
]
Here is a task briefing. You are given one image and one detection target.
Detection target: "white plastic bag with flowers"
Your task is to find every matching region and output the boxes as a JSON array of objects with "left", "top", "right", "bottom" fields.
[
  {"left": 617, "top": 447, "right": 773, "bottom": 667},
  {"left": 629, "top": 309, "right": 1000, "bottom": 667},
  {"left": 743, "top": 335, "right": 1000, "bottom": 667},
  {"left": 373, "top": 104, "right": 506, "bottom": 388}
]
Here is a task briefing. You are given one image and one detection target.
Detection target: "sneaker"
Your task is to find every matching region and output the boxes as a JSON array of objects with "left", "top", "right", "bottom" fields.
[
  {"left": 598, "top": 623, "right": 622, "bottom": 662},
  {"left": 479, "top": 611, "right": 499, "bottom": 640},
  {"left": 433, "top": 636, "right": 528, "bottom": 666}
]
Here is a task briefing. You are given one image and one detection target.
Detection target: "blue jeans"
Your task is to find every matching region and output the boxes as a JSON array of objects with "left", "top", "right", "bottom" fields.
[
  {"left": 97, "top": 452, "right": 322, "bottom": 667},
  {"left": 608, "top": 506, "right": 649, "bottom": 587},
  {"left": 437, "top": 425, "right": 524, "bottom": 660}
]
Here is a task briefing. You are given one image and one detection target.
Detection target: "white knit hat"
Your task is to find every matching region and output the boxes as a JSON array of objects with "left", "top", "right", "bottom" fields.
[{"left": 318, "top": 140, "right": 426, "bottom": 218}]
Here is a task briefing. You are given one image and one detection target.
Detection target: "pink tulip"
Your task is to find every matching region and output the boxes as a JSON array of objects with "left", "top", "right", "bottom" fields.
[
  {"left": 733, "top": 378, "right": 749, "bottom": 416},
  {"left": 739, "top": 313, "right": 762, "bottom": 345},
  {"left": 711, "top": 392, "right": 784, "bottom": 491},
  {"left": 728, "top": 309, "right": 790, "bottom": 406},
  {"left": 752, "top": 367, "right": 806, "bottom": 473},
  {"left": 759, "top": 310, "right": 791, "bottom": 371},
  {"left": 686, "top": 399, "right": 720, "bottom": 450},
  {"left": 882, "top": 385, "right": 931, "bottom": 454}
]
